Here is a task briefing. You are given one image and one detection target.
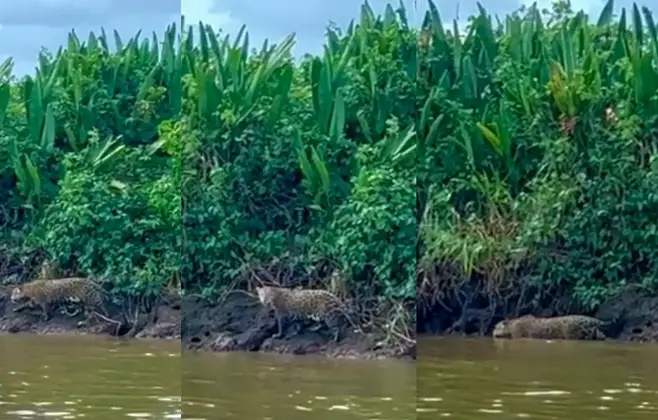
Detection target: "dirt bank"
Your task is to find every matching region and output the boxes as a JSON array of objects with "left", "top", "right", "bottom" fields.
[
  {"left": 418, "top": 286, "right": 658, "bottom": 343},
  {"left": 0, "top": 285, "right": 181, "bottom": 340},
  {"left": 594, "top": 289, "right": 658, "bottom": 342},
  {"left": 181, "top": 291, "right": 415, "bottom": 360}
]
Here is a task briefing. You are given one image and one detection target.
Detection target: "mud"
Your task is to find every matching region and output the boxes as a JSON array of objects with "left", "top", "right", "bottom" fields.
[
  {"left": 0, "top": 285, "right": 181, "bottom": 340},
  {"left": 595, "top": 289, "right": 658, "bottom": 342},
  {"left": 181, "top": 291, "right": 415, "bottom": 360},
  {"left": 419, "top": 288, "right": 658, "bottom": 343}
]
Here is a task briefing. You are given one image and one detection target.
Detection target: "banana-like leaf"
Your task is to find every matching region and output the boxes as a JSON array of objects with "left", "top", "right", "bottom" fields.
[
  {"left": 0, "top": 83, "right": 10, "bottom": 128},
  {"left": 40, "top": 104, "right": 56, "bottom": 154}
]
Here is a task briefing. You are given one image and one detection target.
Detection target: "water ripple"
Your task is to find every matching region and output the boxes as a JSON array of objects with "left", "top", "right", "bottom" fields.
[
  {"left": 418, "top": 337, "right": 658, "bottom": 419},
  {"left": 2, "top": 335, "right": 180, "bottom": 419}
]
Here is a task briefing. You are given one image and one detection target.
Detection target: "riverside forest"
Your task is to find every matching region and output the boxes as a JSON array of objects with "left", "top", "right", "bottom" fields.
[
  {"left": 0, "top": 0, "right": 656, "bottom": 353},
  {"left": 0, "top": 23, "right": 181, "bottom": 335},
  {"left": 0, "top": 4, "right": 418, "bottom": 353},
  {"left": 181, "top": 4, "right": 416, "bottom": 355},
  {"left": 418, "top": 0, "right": 658, "bottom": 341}
]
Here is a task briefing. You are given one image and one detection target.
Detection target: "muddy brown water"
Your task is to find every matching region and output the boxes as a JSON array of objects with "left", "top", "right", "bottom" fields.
[
  {"left": 5, "top": 333, "right": 656, "bottom": 419},
  {"left": 182, "top": 351, "right": 416, "bottom": 419},
  {"left": 0, "top": 334, "right": 181, "bottom": 419},
  {"left": 418, "top": 336, "right": 658, "bottom": 419}
]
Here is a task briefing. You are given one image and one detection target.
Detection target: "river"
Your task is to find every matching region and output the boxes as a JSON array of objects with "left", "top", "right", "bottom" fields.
[
  {"left": 0, "top": 334, "right": 181, "bottom": 419},
  {"left": 418, "top": 336, "right": 658, "bottom": 419},
  {"left": 5, "top": 333, "right": 653, "bottom": 419},
  {"left": 182, "top": 351, "right": 416, "bottom": 419}
]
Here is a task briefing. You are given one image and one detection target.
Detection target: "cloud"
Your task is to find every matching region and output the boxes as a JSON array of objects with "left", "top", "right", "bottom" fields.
[
  {"left": 0, "top": 0, "right": 179, "bottom": 76},
  {"left": 209, "top": 0, "right": 417, "bottom": 56},
  {"left": 211, "top": 0, "right": 656, "bottom": 55},
  {"left": 1, "top": 0, "right": 654, "bottom": 75},
  {"left": 209, "top": 0, "right": 525, "bottom": 54},
  {"left": 417, "top": 0, "right": 653, "bottom": 22},
  {"left": 415, "top": 0, "right": 649, "bottom": 29},
  {"left": 182, "top": 0, "right": 235, "bottom": 32},
  {"left": 0, "top": 0, "right": 178, "bottom": 28}
]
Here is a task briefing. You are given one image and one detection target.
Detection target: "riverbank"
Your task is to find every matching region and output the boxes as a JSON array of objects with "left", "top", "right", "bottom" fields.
[
  {"left": 181, "top": 291, "right": 416, "bottom": 360},
  {"left": 418, "top": 287, "right": 658, "bottom": 343},
  {"left": 0, "top": 285, "right": 181, "bottom": 340}
]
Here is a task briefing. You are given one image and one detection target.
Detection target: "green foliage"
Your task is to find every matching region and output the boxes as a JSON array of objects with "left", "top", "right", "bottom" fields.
[
  {"left": 418, "top": 0, "right": 658, "bottom": 311},
  {"left": 0, "top": 4, "right": 419, "bottom": 319},
  {"left": 181, "top": 5, "right": 417, "bottom": 303},
  {"left": 0, "top": 24, "right": 181, "bottom": 297},
  {"left": 4, "top": 0, "right": 655, "bottom": 323}
]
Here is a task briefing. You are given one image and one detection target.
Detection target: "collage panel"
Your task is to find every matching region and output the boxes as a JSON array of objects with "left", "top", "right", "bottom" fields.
[
  {"left": 417, "top": 1, "right": 658, "bottom": 419},
  {"left": 0, "top": 2, "right": 182, "bottom": 419},
  {"left": 180, "top": 0, "right": 417, "bottom": 418}
]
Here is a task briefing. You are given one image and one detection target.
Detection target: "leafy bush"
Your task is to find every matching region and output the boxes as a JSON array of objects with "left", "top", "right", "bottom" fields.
[
  {"left": 0, "top": 3, "right": 418, "bottom": 333},
  {"left": 0, "top": 25, "right": 180, "bottom": 297},
  {"left": 418, "top": 0, "right": 658, "bottom": 319},
  {"left": 181, "top": 3, "right": 417, "bottom": 319},
  {"left": 4, "top": 0, "right": 653, "bottom": 333}
]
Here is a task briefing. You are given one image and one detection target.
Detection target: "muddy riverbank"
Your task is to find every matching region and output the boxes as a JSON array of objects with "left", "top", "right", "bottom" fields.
[
  {"left": 0, "top": 285, "right": 181, "bottom": 340},
  {"left": 181, "top": 291, "right": 415, "bottom": 360},
  {"left": 418, "top": 287, "right": 658, "bottom": 343}
]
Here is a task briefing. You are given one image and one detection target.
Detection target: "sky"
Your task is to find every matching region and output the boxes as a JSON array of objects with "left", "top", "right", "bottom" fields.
[
  {"left": 0, "top": 0, "right": 655, "bottom": 76},
  {"left": 201, "top": 0, "right": 656, "bottom": 54},
  {"left": 0, "top": 0, "right": 179, "bottom": 76}
]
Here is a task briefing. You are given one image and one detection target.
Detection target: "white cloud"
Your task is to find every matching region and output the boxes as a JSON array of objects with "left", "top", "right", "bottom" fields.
[
  {"left": 182, "top": 0, "right": 238, "bottom": 32},
  {"left": 2, "top": 0, "right": 654, "bottom": 75},
  {"left": 0, "top": 0, "right": 178, "bottom": 76},
  {"left": 211, "top": 0, "right": 416, "bottom": 56}
]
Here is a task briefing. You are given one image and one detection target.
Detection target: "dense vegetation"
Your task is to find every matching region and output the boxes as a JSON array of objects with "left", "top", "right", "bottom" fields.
[
  {"left": 0, "top": 25, "right": 181, "bottom": 299},
  {"left": 418, "top": 0, "right": 658, "bottom": 332},
  {"left": 5, "top": 0, "right": 653, "bottom": 342},
  {"left": 0, "top": 5, "right": 417, "bottom": 339},
  {"left": 182, "top": 4, "right": 416, "bottom": 338}
]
